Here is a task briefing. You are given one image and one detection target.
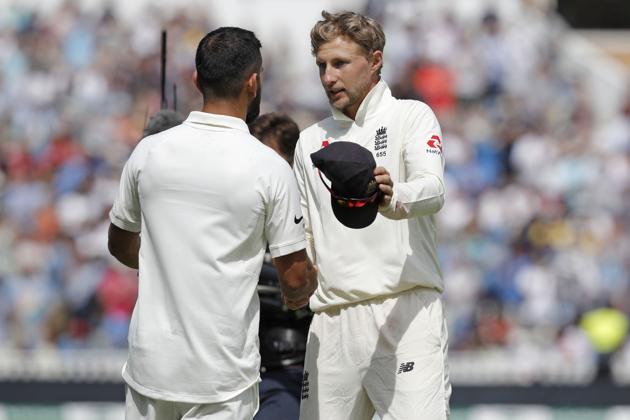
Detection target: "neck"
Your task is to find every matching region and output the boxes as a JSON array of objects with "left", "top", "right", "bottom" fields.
[
  {"left": 343, "top": 78, "right": 380, "bottom": 120},
  {"left": 344, "top": 104, "right": 360, "bottom": 121},
  {"left": 201, "top": 98, "right": 247, "bottom": 121}
]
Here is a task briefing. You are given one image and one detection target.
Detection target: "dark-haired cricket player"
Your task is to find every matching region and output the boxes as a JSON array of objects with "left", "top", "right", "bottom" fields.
[{"left": 108, "top": 27, "right": 317, "bottom": 420}]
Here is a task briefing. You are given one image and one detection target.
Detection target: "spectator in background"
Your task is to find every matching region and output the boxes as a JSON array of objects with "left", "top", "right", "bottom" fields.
[
  {"left": 249, "top": 112, "right": 299, "bottom": 166},
  {"left": 580, "top": 304, "right": 629, "bottom": 381},
  {"left": 477, "top": 10, "right": 509, "bottom": 100}
]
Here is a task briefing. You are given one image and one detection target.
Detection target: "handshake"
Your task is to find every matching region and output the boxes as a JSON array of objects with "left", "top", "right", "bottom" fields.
[{"left": 273, "top": 251, "right": 318, "bottom": 310}]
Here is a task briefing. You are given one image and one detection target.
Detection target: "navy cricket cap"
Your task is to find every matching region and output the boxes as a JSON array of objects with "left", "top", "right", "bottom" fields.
[{"left": 310, "top": 141, "right": 380, "bottom": 229}]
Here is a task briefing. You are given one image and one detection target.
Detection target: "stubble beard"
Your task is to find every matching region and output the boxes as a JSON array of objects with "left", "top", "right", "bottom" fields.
[
  {"left": 328, "top": 73, "right": 374, "bottom": 116},
  {"left": 329, "top": 90, "right": 354, "bottom": 114}
]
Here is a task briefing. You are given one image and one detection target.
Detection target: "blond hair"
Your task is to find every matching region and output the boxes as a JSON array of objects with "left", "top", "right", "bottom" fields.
[{"left": 310, "top": 11, "right": 386, "bottom": 57}]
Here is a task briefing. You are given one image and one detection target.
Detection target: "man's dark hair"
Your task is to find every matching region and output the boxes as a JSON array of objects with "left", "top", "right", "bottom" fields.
[
  {"left": 249, "top": 113, "right": 300, "bottom": 165},
  {"left": 195, "top": 27, "right": 262, "bottom": 100}
]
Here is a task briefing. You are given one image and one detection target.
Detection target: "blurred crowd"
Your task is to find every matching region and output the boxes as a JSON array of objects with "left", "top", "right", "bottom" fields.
[{"left": 0, "top": 1, "right": 628, "bottom": 381}]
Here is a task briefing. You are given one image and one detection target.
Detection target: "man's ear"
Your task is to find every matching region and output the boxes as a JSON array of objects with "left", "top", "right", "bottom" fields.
[
  {"left": 245, "top": 72, "right": 259, "bottom": 98},
  {"left": 370, "top": 50, "right": 383, "bottom": 77},
  {"left": 192, "top": 70, "right": 201, "bottom": 93}
]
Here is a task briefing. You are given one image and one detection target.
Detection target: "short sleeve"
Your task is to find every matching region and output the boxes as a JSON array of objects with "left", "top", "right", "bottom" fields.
[
  {"left": 264, "top": 161, "right": 306, "bottom": 258},
  {"left": 109, "top": 152, "right": 142, "bottom": 233}
]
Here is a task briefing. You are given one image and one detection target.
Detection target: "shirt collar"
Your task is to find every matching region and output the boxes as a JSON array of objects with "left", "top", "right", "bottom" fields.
[
  {"left": 330, "top": 80, "right": 392, "bottom": 125},
  {"left": 184, "top": 111, "right": 250, "bottom": 132}
]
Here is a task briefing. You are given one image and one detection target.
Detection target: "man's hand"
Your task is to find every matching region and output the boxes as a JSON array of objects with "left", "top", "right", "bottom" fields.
[
  {"left": 282, "top": 259, "right": 317, "bottom": 309},
  {"left": 374, "top": 166, "right": 393, "bottom": 209},
  {"left": 274, "top": 250, "right": 318, "bottom": 310}
]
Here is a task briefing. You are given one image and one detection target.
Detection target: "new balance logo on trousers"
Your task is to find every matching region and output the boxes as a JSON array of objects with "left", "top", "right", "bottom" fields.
[{"left": 397, "top": 362, "right": 415, "bottom": 374}]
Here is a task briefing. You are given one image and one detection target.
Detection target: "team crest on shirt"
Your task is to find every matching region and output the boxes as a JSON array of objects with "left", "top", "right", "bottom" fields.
[
  {"left": 374, "top": 126, "right": 388, "bottom": 157},
  {"left": 426, "top": 135, "right": 442, "bottom": 154}
]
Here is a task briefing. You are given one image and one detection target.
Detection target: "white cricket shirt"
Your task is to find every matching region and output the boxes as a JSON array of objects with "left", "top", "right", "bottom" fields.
[
  {"left": 294, "top": 81, "right": 446, "bottom": 312},
  {"left": 109, "top": 111, "right": 306, "bottom": 403}
]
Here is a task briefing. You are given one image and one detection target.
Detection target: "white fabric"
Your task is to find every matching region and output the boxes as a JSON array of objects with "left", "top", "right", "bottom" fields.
[
  {"left": 293, "top": 81, "right": 446, "bottom": 311},
  {"left": 125, "top": 383, "right": 259, "bottom": 420},
  {"left": 298, "top": 288, "right": 451, "bottom": 420},
  {"left": 110, "top": 111, "right": 306, "bottom": 403}
]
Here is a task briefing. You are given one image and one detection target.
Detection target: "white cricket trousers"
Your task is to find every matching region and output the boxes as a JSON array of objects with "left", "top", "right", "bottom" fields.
[
  {"left": 299, "top": 287, "right": 451, "bottom": 420},
  {"left": 125, "top": 383, "right": 259, "bottom": 420}
]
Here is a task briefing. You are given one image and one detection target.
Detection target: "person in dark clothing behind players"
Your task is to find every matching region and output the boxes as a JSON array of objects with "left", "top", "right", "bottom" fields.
[
  {"left": 250, "top": 112, "right": 299, "bottom": 166},
  {"left": 249, "top": 112, "right": 312, "bottom": 420},
  {"left": 142, "top": 109, "right": 185, "bottom": 137}
]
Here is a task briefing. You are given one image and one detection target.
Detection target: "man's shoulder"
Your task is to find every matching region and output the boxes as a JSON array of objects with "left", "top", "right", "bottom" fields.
[
  {"left": 392, "top": 97, "right": 433, "bottom": 116},
  {"left": 386, "top": 98, "right": 440, "bottom": 131},
  {"left": 254, "top": 138, "right": 291, "bottom": 166},
  {"left": 249, "top": 137, "right": 294, "bottom": 178},
  {"left": 298, "top": 116, "right": 337, "bottom": 149},
  {"left": 128, "top": 128, "right": 170, "bottom": 162},
  {"left": 301, "top": 116, "right": 336, "bottom": 136},
  {"left": 137, "top": 124, "right": 186, "bottom": 149}
]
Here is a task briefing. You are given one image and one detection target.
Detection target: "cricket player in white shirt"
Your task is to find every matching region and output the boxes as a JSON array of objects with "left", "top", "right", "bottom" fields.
[
  {"left": 294, "top": 11, "right": 451, "bottom": 420},
  {"left": 108, "top": 27, "right": 317, "bottom": 420}
]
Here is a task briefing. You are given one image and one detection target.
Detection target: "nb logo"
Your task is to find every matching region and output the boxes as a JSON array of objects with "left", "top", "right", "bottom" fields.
[
  {"left": 397, "top": 362, "right": 415, "bottom": 374},
  {"left": 301, "top": 371, "right": 310, "bottom": 400}
]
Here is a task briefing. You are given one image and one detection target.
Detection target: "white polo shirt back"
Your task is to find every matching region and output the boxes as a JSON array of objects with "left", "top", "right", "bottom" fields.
[{"left": 109, "top": 111, "right": 306, "bottom": 403}]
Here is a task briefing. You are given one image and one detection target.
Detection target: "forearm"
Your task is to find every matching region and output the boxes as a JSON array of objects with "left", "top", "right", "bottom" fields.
[
  {"left": 273, "top": 249, "right": 318, "bottom": 309},
  {"left": 111, "top": 242, "right": 140, "bottom": 269},
  {"left": 107, "top": 223, "right": 140, "bottom": 269},
  {"left": 379, "top": 173, "right": 445, "bottom": 220},
  {"left": 280, "top": 259, "right": 316, "bottom": 301}
]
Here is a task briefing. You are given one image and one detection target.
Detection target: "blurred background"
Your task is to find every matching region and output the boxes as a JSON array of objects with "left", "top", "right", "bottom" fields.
[{"left": 0, "top": 0, "right": 629, "bottom": 418}]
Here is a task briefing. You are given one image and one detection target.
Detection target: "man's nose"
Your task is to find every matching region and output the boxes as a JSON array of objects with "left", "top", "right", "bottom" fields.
[{"left": 323, "top": 67, "right": 337, "bottom": 86}]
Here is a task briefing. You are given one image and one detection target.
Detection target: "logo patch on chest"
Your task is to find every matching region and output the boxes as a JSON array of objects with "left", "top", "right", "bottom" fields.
[{"left": 375, "top": 126, "right": 388, "bottom": 157}]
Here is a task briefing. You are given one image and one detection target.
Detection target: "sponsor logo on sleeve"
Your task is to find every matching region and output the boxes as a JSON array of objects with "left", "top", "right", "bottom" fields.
[{"left": 426, "top": 135, "right": 442, "bottom": 154}]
